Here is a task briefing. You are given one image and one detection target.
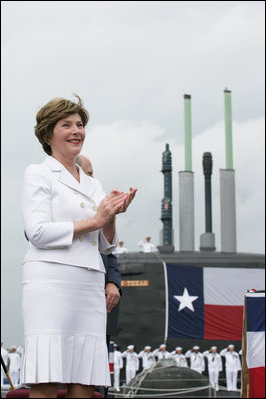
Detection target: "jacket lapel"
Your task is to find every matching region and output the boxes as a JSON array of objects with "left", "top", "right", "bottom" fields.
[{"left": 43, "top": 156, "right": 97, "bottom": 201}]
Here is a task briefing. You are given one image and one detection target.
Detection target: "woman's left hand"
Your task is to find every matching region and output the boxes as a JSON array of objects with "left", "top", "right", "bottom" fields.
[
  {"left": 117, "top": 187, "right": 138, "bottom": 214},
  {"left": 105, "top": 283, "right": 121, "bottom": 313}
]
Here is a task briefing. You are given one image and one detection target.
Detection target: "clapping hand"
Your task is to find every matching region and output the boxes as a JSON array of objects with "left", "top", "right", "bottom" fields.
[{"left": 95, "top": 187, "right": 137, "bottom": 228}]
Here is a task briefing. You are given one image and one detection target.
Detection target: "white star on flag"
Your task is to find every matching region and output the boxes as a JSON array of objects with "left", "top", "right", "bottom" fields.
[{"left": 174, "top": 288, "right": 199, "bottom": 312}]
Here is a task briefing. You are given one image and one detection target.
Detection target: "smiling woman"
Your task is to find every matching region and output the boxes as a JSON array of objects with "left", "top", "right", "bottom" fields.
[
  {"left": 34, "top": 94, "right": 89, "bottom": 157},
  {"left": 21, "top": 94, "right": 137, "bottom": 398}
]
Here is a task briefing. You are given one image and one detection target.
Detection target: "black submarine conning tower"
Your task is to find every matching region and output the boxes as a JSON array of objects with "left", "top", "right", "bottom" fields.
[
  {"left": 158, "top": 143, "right": 175, "bottom": 254},
  {"left": 200, "top": 152, "right": 216, "bottom": 251}
]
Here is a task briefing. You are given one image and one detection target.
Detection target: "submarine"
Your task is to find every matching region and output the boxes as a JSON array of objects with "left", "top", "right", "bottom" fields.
[{"left": 113, "top": 91, "right": 265, "bottom": 354}]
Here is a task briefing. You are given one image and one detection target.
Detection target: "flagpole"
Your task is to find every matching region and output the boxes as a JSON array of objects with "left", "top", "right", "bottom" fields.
[{"left": 162, "top": 262, "right": 169, "bottom": 345}]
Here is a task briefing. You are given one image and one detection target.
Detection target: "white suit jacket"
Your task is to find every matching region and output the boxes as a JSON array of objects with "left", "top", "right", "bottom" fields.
[{"left": 22, "top": 156, "right": 118, "bottom": 272}]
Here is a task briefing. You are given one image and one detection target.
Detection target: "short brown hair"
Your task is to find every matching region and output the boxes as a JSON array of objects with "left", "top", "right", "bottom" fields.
[{"left": 34, "top": 94, "right": 89, "bottom": 155}]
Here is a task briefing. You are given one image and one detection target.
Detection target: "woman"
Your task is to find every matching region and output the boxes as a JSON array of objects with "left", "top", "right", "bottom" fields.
[{"left": 21, "top": 95, "right": 137, "bottom": 398}]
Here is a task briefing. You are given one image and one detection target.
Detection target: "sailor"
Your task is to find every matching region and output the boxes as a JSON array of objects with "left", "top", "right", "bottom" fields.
[
  {"left": 113, "top": 344, "right": 123, "bottom": 392},
  {"left": 138, "top": 346, "right": 156, "bottom": 370},
  {"left": 121, "top": 345, "right": 139, "bottom": 384},
  {"left": 170, "top": 347, "right": 188, "bottom": 367},
  {"left": 113, "top": 241, "right": 128, "bottom": 255},
  {"left": 185, "top": 346, "right": 205, "bottom": 374},
  {"left": 7, "top": 346, "right": 21, "bottom": 386},
  {"left": 153, "top": 344, "right": 171, "bottom": 360},
  {"left": 203, "top": 346, "right": 222, "bottom": 391},
  {"left": 220, "top": 344, "right": 241, "bottom": 391},
  {"left": 1, "top": 342, "right": 8, "bottom": 386},
  {"left": 137, "top": 237, "right": 157, "bottom": 253}
]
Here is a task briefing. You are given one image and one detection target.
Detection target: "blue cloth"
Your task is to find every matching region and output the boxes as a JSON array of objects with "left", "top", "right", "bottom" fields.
[
  {"left": 166, "top": 263, "right": 204, "bottom": 339},
  {"left": 101, "top": 253, "right": 122, "bottom": 295}
]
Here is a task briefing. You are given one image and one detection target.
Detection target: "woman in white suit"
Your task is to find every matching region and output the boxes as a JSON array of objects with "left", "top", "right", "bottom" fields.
[{"left": 21, "top": 95, "right": 137, "bottom": 398}]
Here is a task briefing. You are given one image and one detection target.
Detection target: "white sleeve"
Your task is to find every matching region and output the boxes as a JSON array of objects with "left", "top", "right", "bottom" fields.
[
  {"left": 153, "top": 349, "right": 159, "bottom": 357},
  {"left": 185, "top": 350, "right": 192, "bottom": 358},
  {"left": 121, "top": 351, "right": 127, "bottom": 358},
  {"left": 135, "top": 355, "right": 139, "bottom": 371},
  {"left": 218, "top": 356, "right": 223, "bottom": 372},
  {"left": 203, "top": 350, "right": 209, "bottom": 357},
  {"left": 99, "top": 229, "right": 119, "bottom": 254},
  {"left": 220, "top": 348, "right": 227, "bottom": 357},
  {"left": 120, "top": 356, "right": 123, "bottom": 368},
  {"left": 22, "top": 165, "right": 74, "bottom": 249},
  {"left": 201, "top": 355, "right": 205, "bottom": 372}
]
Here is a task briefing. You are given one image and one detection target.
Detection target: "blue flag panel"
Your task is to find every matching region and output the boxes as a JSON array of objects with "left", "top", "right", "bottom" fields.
[
  {"left": 166, "top": 263, "right": 204, "bottom": 338},
  {"left": 246, "top": 296, "right": 265, "bottom": 332}
]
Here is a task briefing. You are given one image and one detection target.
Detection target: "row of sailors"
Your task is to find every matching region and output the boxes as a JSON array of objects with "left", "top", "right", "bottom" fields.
[
  {"left": 113, "top": 343, "right": 241, "bottom": 392},
  {"left": 113, "top": 237, "right": 157, "bottom": 255}
]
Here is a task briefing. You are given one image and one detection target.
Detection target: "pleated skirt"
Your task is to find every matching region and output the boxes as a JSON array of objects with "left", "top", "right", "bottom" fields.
[{"left": 21, "top": 261, "right": 111, "bottom": 386}]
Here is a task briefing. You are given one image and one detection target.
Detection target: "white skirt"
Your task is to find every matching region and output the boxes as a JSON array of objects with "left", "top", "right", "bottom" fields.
[{"left": 21, "top": 261, "right": 110, "bottom": 386}]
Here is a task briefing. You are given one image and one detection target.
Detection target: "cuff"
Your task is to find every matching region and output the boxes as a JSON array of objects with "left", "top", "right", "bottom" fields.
[{"left": 99, "top": 229, "right": 119, "bottom": 255}]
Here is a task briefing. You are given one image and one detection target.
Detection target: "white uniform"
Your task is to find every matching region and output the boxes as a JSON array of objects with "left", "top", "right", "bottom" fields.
[
  {"left": 113, "top": 246, "right": 128, "bottom": 255},
  {"left": 137, "top": 241, "right": 156, "bottom": 253},
  {"left": 138, "top": 351, "right": 156, "bottom": 370},
  {"left": 122, "top": 351, "right": 139, "bottom": 384},
  {"left": 8, "top": 352, "right": 21, "bottom": 386},
  {"left": 113, "top": 350, "right": 123, "bottom": 391},
  {"left": 153, "top": 349, "right": 171, "bottom": 360},
  {"left": 170, "top": 351, "right": 188, "bottom": 367},
  {"left": 1, "top": 347, "right": 8, "bottom": 386},
  {"left": 203, "top": 351, "right": 222, "bottom": 391},
  {"left": 220, "top": 349, "right": 241, "bottom": 391},
  {"left": 185, "top": 350, "right": 205, "bottom": 374}
]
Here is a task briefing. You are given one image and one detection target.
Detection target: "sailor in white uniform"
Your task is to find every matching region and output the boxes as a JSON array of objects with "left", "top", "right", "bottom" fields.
[
  {"left": 220, "top": 344, "right": 241, "bottom": 391},
  {"left": 203, "top": 346, "right": 222, "bottom": 391},
  {"left": 1, "top": 342, "right": 8, "bottom": 386},
  {"left": 153, "top": 344, "right": 171, "bottom": 360},
  {"left": 137, "top": 237, "right": 156, "bottom": 253},
  {"left": 170, "top": 347, "right": 188, "bottom": 367},
  {"left": 121, "top": 345, "right": 139, "bottom": 384},
  {"left": 138, "top": 346, "right": 156, "bottom": 370},
  {"left": 7, "top": 347, "right": 21, "bottom": 386},
  {"left": 185, "top": 346, "right": 205, "bottom": 374},
  {"left": 113, "top": 241, "right": 128, "bottom": 255},
  {"left": 113, "top": 344, "right": 123, "bottom": 392}
]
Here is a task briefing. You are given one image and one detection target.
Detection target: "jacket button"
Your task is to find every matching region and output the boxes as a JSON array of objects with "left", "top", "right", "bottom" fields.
[
  {"left": 80, "top": 202, "right": 85, "bottom": 208},
  {"left": 91, "top": 240, "right": 97, "bottom": 246},
  {"left": 92, "top": 206, "right": 97, "bottom": 211}
]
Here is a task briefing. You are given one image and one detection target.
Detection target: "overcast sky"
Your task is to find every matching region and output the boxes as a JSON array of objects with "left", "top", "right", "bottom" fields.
[{"left": 1, "top": 1, "right": 265, "bottom": 347}]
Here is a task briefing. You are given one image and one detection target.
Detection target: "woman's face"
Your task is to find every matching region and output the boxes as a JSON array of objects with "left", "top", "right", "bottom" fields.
[{"left": 50, "top": 113, "right": 85, "bottom": 159}]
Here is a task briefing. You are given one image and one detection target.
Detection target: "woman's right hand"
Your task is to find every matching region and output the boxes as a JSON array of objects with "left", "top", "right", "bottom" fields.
[{"left": 94, "top": 189, "right": 128, "bottom": 228}]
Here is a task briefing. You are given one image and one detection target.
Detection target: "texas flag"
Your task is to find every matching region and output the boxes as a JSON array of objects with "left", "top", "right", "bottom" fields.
[
  {"left": 245, "top": 292, "right": 265, "bottom": 398},
  {"left": 108, "top": 341, "right": 114, "bottom": 373},
  {"left": 165, "top": 263, "right": 265, "bottom": 340}
]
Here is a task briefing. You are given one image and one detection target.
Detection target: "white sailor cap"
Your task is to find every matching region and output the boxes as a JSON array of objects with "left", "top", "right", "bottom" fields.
[
  {"left": 160, "top": 344, "right": 166, "bottom": 348},
  {"left": 144, "top": 346, "right": 151, "bottom": 350},
  {"left": 228, "top": 344, "right": 234, "bottom": 349},
  {"left": 113, "top": 343, "right": 118, "bottom": 348},
  {"left": 175, "top": 347, "right": 182, "bottom": 351},
  {"left": 127, "top": 345, "right": 134, "bottom": 350},
  {"left": 193, "top": 346, "right": 200, "bottom": 350},
  {"left": 211, "top": 346, "right": 217, "bottom": 350}
]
